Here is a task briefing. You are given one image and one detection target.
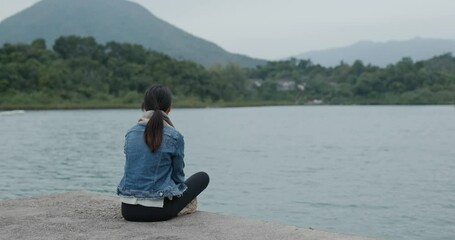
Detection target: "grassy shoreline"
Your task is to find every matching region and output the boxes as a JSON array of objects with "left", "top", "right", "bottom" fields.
[
  {"left": 1, "top": 100, "right": 454, "bottom": 111},
  {"left": 0, "top": 99, "right": 298, "bottom": 110}
]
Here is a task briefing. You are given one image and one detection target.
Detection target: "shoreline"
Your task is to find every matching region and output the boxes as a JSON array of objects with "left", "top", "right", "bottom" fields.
[
  {"left": 0, "top": 191, "right": 375, "bottom": 240},
  {"left": 1, "top": 102, "right": 454, "bottom": 111},
  {"left": 0, "top": 99, "right": 294, "bottom": 110}
]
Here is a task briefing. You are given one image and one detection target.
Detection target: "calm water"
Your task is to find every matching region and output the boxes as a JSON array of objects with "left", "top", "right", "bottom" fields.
[{"left": 0, "top": 106, "right": 454, "bottom": 240}]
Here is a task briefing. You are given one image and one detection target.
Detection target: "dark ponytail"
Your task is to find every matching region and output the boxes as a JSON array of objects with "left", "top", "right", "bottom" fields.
[{"left": 142, "top": 85, "right": 172, "bottom": 152}]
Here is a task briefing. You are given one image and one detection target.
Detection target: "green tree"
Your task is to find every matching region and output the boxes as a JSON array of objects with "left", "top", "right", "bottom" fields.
[{"left": 53, "top": 36, "right": 105, "bottom": 60}]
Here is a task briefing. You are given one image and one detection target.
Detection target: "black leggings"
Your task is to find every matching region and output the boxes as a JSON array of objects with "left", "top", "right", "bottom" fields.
[{"left": 121, "top": 172, "right": 210, "bottom": 222}]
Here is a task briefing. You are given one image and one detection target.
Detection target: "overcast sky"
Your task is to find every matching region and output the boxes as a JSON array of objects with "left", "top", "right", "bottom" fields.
[{"left": 1, "top": 0, "right": 455, "bottom": 60}]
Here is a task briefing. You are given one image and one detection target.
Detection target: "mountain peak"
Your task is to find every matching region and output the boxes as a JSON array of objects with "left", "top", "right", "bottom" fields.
[
  {"left": 0, "top": 0, "right": 264, "bottom": 67},
  {"left": 296, "top": 37, "right": 455, "bottom": 67}
]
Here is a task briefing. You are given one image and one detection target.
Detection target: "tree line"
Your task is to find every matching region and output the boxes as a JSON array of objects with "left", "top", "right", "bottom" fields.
[{"left": 1, "top": 36, "right": 454, "bottom": 109}]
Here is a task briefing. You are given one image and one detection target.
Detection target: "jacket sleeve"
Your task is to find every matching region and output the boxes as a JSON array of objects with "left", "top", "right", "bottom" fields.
[{"left": 171, "top": 134, "right": 185, "bottom": 184}]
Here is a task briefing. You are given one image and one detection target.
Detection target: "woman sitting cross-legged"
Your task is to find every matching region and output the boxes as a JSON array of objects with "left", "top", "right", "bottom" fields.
[{"left": 117, "top": 85, "right": 209, "bottom": 222}]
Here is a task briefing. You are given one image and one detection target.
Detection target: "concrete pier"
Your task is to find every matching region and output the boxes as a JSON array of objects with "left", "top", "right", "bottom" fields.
[{"left": 0, "top": 192, "right": 374, "bottom": 240}]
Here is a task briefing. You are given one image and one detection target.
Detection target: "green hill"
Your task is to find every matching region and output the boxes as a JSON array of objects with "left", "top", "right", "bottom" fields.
[
  {"left": 1, "top": 38, "right": 455, "bottom": 109},
  {"left": 0, "top": 0, "right": 265, "bottom": 68}
]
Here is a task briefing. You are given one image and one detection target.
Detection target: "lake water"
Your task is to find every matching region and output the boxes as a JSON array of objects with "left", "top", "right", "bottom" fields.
[{"left": 0, "top": 106, "right": 454, "bottom": 240}]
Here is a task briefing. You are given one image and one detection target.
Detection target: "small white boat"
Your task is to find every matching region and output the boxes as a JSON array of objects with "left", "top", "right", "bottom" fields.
[{"left": 0, "top": 110, "right": 26, "bottom": 116}]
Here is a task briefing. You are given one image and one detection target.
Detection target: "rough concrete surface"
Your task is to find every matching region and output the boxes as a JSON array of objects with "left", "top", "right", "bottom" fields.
[{"left": 0, "top": 192, "right": 375, "bottom": 240}]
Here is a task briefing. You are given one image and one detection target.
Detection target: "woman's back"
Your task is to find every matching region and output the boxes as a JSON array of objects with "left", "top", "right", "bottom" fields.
[{"left": 118, "top": 124, "right": 186, "bottom": 199}]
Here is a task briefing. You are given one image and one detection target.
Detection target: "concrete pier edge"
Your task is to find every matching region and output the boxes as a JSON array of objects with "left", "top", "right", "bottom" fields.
[{"left": 0, "top": 191, "right": 375, "bottom": 240}]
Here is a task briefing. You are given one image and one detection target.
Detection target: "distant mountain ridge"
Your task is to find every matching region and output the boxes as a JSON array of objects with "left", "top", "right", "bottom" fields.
[
  {"left": 0, "top": 0, "right": 265, "bottom": 68},
  {"left": 296, "top": 37, "right": 455, "bottom": 67}
]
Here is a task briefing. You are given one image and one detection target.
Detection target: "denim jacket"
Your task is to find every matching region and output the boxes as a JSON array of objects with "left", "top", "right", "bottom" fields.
[{"left": 117, "top": 123, "right": 187, "bottom": 200}]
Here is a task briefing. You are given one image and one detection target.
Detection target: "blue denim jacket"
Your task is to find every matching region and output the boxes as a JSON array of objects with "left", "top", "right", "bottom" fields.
[{"left": 117, "top": 123, "right": 187, "bottom": 200}]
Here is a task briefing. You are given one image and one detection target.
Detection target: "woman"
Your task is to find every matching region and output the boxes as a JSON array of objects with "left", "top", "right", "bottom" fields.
[{"left": 117, "top": 85, "right": 209, "bottom": 222}]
